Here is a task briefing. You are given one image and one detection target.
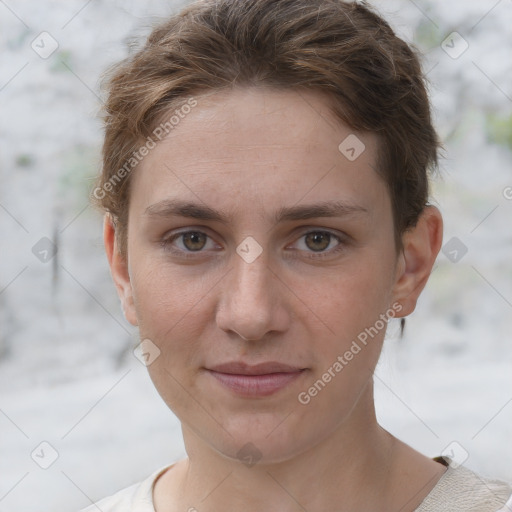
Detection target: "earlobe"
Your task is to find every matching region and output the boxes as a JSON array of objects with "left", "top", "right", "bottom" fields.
[
  {"left": 391, "top": 205, "right": 443, "bottom": 317},
  {"left": 103, "top": 214, "right": 139, "bottom": 326}
]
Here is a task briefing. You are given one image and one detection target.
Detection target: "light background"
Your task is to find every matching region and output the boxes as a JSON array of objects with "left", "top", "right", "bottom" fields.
[{"left": 0, "top": 0, "right": 511, "bottom": 510}]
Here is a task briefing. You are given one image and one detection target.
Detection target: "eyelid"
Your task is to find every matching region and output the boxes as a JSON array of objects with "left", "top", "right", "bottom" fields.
[{"left": 291, "top": 226, "right": 346, "bottom": 240}]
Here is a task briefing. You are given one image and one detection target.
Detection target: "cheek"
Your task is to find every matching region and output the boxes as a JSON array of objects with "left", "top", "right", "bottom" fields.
[
  {"left": 131, "top": 251, "right": 214, "bottom": 318},
  {"left": 293, "top": 266, "right": 391, "bottom": 427},
  {"left": 298, "top": 256, "right": 394, "bottom": 343},
  {"left": 293, "top": 254, "right": 395, "bottom": 405},
  {"left": 131, "top": 262, "right": 214, "bottom": 417},
  {"left": 129, "top": 259, "right": 214, "bottom": 365}
]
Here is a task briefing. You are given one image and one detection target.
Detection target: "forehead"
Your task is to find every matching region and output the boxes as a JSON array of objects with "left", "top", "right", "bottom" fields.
[{"left": 130, "top": 87, "right": 388, "bottom": 224}]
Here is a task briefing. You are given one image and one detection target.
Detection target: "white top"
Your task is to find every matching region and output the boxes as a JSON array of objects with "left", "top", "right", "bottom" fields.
[{"left": 79, "top": 458, "right": 512, "bottom": 511}]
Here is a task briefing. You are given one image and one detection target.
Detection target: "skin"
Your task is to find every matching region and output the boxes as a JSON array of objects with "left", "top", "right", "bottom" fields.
[{"left": 105, "top": 87, "right": 445, "bottom": 511}]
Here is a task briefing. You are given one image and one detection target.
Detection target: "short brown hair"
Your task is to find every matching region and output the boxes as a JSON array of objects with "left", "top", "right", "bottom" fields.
[{"left": 94, "top": 0, "right": 440, "bottom": 259}]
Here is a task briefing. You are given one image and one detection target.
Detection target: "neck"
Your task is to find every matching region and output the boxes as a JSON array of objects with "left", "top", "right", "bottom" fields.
[{"left": 155, "top": 383, "right": 446, "bottom": 511}]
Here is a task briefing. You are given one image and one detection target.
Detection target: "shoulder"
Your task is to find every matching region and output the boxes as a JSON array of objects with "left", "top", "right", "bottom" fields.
[
  {"left": 78, "top": 465, "right": 172, "bottom": 512},
  {"left": 415, "top": 457, "right": 512, "bottom": 512}
]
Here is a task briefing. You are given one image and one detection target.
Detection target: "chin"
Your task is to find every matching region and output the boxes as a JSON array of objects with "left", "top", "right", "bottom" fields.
[{"left": 204, "top": 411, "right": 319, "bottom": 466}]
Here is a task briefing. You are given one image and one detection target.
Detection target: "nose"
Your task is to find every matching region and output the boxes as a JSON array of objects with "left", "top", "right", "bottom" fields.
[{"left": 215, "top": 249, "right": 289, "bottom": 341}]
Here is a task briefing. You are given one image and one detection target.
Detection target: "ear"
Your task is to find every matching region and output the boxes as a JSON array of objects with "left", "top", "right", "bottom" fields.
[
  {"left": 103, "top": 214, "right": 138, "bottom": 326},
  {"left": 391, "top": 205, "right": 443, "bottom": 317}
]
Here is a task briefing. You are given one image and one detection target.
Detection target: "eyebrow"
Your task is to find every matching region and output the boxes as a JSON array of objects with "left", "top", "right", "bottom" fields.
[{"left": 144, "top": 199, "right": 369, "bottom": 224}]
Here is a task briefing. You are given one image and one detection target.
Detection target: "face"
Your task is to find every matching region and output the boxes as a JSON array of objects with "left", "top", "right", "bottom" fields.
[{"left": 109, "top": 87, "right": 426, "bottom": 464}]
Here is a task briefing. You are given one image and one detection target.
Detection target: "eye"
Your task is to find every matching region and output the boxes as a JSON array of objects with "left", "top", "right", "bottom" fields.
[
  {"left": 180, "top": 231, "right": 207, "bottom": 251},
  {"left": 290, "top": 230, "right": 346, "bottom": 258},
  {"left": 303, "top": 232, "right": 335, "bottom": 252},
  {"left": 161, "top": 230, "right": 219, "bottom": 254}
]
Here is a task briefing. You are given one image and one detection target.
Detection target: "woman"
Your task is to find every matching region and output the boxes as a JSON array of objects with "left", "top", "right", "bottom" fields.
[{"left": 84, "top": 0, "right": 512, "bottom": 510}]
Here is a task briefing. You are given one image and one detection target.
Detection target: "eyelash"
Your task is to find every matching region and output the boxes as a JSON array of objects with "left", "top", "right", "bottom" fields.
[{"left": 160, "top": 229, "right": 348, "bottom": 260}]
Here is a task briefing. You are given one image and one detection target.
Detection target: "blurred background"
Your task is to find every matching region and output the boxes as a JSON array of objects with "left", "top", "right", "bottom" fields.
[{"left": 0, "top": 0, "right": 511, "bottom": 510}]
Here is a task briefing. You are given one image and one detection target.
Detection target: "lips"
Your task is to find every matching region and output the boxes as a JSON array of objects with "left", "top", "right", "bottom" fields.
[
  {"left": 208, "top": 361, "right": 304, "bottom": 375},
  {"left": 206, "top": 361, "right": 306, "bottom": 397}
]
